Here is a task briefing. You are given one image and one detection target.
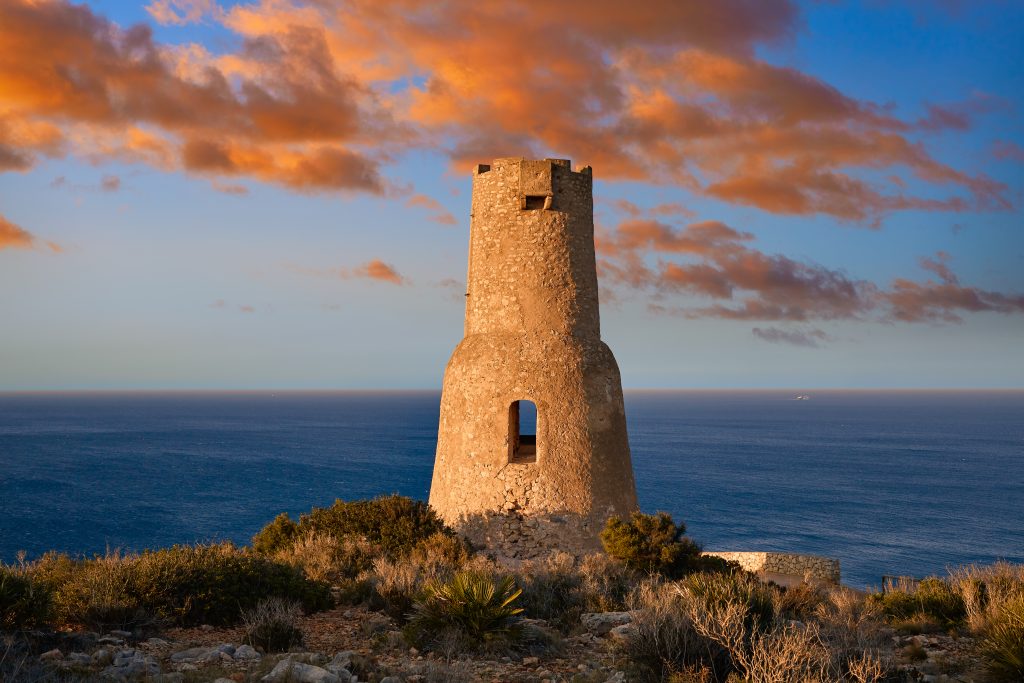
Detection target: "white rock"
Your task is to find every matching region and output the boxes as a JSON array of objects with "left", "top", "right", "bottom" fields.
[
  {"left": 39, "top": 648, "right": 62, "bottom": 661},
  {"left": 262, "top": 660, "right": 340, "bottom": 683}
]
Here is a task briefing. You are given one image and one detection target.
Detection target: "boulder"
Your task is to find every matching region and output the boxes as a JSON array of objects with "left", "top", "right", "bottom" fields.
[
  {"left": 580, "top": 611, "right": 632, "bottom": 636},
  {"left": 262, "top": 659, "right": 340, "bottom": 683},
  {"left": 608, "top": 624, "right": 636, "bottom": 644},
  {"left": 234, "top": 644, "right": 262, "bottom": 661}
]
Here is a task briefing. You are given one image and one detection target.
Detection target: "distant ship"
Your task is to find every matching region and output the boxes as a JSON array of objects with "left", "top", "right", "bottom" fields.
[{"left": 793, "top": 394, "right": 810, "bottom": 400}]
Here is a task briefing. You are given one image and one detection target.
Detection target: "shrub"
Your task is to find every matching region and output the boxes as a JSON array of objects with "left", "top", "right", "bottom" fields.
[
  {"left": 370, "top": 556, "right": 422, "bottom": 619},
  {"left": 242, "top": 597, "right": 304, "bottom": 653},
  {"left": 275, "top": 532, "right": 380, "bottom": 585},
  {"left": 868, "top": 577, "right": 966, "bottom": 627},
  {"left": 623, "top": 579, "right": 722, "bottom": 681},
  {"left": 254, "top": 496, "right": 454, "bottom": 558},
  {"left": 517, "top": 552, "right": 586, "bottom": 633},
  {"left": 54, "top": 550, "right": 153, "bottom": 632},
  {"left": 980, "top": 594, "right": 1024, "bottom": 681},
  {"left": 680, "top": 570, "right": 776, "bottom": 635},
  {"left": 948, "top": 562, "right": 1024, "bottom": 632},
  {"left": 405, "top": 571, "right": 525, "bottom": 652},
  {"left": 31, "top": 544, "right": 331, "bottom": 629},
  {"left": 775, "top": 581, "right": 827, "bottom": 621},
  {"left": 407, "top": 533, "right": 472, "bottom": 575},
  {"left": 252, "top": 513, "right": 300, "bottom": 555},
  {"left": 129, "top": 543, "right": 331, "bottom": 626},
  {"left": 0, "top": 565, "right": 52, "bottom": 630},
  {"left": 600, "top": 512, "right": 719, "bottom": 579},
  {"left": 578, "top": 552, "right": 637, "bottom": 613}
]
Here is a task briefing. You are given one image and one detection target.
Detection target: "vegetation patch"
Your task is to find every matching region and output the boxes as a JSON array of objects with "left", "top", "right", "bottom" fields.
[
  {"left": 252, "top": 495, "right": 453, "bottom": 558},
  {"left": 405, "top": 571, "right": 525, "bottom": 653},
  {"left": 600, "top": 511, "right": 732, "bottom": 579}
]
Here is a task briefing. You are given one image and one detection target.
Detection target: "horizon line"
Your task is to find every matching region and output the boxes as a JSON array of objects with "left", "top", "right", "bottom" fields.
[{"left": 2, "top": 387, "right": 1023, "bottom": 394}]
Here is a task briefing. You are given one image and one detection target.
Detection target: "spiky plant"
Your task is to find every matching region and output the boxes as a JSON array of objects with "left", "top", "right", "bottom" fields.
[{"left": 406, "top": 571, "right": 524, "bottom": 650}]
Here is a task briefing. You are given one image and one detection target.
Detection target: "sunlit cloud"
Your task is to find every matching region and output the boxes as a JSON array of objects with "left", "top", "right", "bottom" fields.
[
  {"left": 0, "top": 0, "right": 1010, "bottom": 224},
  {"left": 598, "top": 205, "right": 1024, "bottom": 328},
  {"left": 0, "top": 214, "right": 35, "bottom": 251},
  {"left": 289, "top": 259, "right": 409, "bottom": 286},
  {"left": 406, "top": 193, "right": 457, "bottom": 226}
]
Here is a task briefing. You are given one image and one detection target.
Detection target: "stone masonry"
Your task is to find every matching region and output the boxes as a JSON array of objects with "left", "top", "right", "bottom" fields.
[
  {"left": 703, "top": 551, "right": 842, "bottom": 584},
  {"left": 429, "top": 158, "right": 638, "bottom": 561}
]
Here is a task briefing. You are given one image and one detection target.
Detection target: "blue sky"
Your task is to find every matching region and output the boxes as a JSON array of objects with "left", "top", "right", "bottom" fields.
[{"left": 0, "top": 0, "right": 1021, "bottom": 389}]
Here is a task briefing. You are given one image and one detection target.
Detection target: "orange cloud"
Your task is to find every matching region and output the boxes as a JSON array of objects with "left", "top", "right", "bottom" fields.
[
  {"left": 0, "top": 0, "right": 389, "bottom": 193},
  {"left": 353, "top": 259, "right": 406, "bottom": 285},
  {"left": 289, "top": 259, "right": 409, "bottom": 286},
  {"left": 406, "top": 193, "right": 457, "bottom": 226},
  {"left": 0, "top": 0, "right": 1010, "bottom": 222},
  {"left": 0, "top": 214, "right": 35, "bottom": 250}
]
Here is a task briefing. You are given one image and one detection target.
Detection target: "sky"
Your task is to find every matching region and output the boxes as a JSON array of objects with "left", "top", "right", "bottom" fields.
[{"left": 0, "top": 0, "right": 1022, "bottom": 390}]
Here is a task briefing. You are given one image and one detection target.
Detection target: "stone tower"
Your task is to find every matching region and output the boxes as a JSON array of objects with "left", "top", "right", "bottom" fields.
[{"left": 429, "top": 157, "right": 638, "bottom": 560}]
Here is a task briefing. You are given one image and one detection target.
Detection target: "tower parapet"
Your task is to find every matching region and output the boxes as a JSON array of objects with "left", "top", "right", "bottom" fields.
[
  {"left": 465, "top": 158, "right": 598, "bottom": 339},
  {"left": 429, "top": 158, "right": 638, "bottom": 562}
]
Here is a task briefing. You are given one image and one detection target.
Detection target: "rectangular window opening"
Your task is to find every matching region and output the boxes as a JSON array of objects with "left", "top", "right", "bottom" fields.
[
  {"left": 509, "top": 399, "right": 538, "bottom": 464},
  {"left": 523, "top": 195, "right": 547, "bottom": 210}
]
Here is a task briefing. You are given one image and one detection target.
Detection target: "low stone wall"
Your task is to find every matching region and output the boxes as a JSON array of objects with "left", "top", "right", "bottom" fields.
[
  {"left": 458, "top": 511, "right": 605, "bottom": 565},
  {"left": 704, "top": 551, "right": 841, "bottom": 584}
]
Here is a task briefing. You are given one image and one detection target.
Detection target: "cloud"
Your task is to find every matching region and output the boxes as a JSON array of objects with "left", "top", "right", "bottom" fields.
[
  {"left": 101, "top": 175, "right": 121, "bottom": 191},
  {"left": 289, "top": 259, "right": 409, "bottom": 286},
  {"left": 598, "top": 205, "right": 1024, "bottom": 326},
  {"left": 406, "top": 193, "right": 457, "bottom": 226},
  {"left": 0, "top": 0, "right": 390, "bottom": 194},
  {"left": 0, "top": 214, "right": 35, "bottom": 250},
  {"left": 145, "top": 0, "right": 219, "bottom": 26},
  {"left": 211, "top": 180, "right": 249, "bottom": 195},
  {"left": 882, "top": 252, "right": 1024, "bottom": 323},
  {"left": 353, "top": 259, "right": 407, "bottom": 285},
  {"left": 0, "top": 0, "right": 1009, "bottom": 223},
  {"left": 752, "top": 326, "right": 830, "bottom": 347},
  {"left": 993, "top": 140, "right": 1024, "bottom": 163}
]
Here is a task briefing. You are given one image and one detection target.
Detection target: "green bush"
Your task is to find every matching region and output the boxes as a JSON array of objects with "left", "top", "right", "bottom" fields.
[
  {"left": 242, "top": 597, "right": 305, "bottom": 653},
  {"left": 980, "top": 594, "right": 1024, "bottom": 680},
  {"left": 130, "top": 543, "right": 331, "bottom": 626},
  {"left": 869, "top": 577, "right": 966, "bottom": 627},
  {"left": 252, "top": 512, "right": 300, "bottom": 555},
  {"left": 405, "top": 571, "right": 525, "bottom": 652},
  {"left": 29, "top": 544, "right": 331, "bottom": 629},
  {"left": 600, "top": 512, "right": 721, "bottom": 579},
  {"left": 253, "top": 496, "right": 453, "bottom": 558},
  {"left": 0, "top": 565, "right": 52, "bottom": 630}
]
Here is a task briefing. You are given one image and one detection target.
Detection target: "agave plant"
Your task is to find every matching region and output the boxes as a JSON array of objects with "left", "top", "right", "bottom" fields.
[{"left": 407, "top": 570, "right": 524, "bottom": 648}]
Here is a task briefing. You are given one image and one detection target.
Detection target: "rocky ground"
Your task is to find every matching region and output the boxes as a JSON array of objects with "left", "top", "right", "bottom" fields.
[
  {"left": 16, "top": 605, "right": 626, "bottom": 682},
  {"left": 12, "top": 607, "right": 995, "bottom": 682}
]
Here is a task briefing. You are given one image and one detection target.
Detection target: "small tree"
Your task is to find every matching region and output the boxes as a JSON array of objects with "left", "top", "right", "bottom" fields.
[{"left": 600, "top": 512, "right": 726, "bottom": 579}]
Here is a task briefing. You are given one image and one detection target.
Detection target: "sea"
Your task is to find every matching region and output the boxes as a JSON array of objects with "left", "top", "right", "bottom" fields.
[{"left": 0, "top": 390, "right": 1021, "bottom": 589}]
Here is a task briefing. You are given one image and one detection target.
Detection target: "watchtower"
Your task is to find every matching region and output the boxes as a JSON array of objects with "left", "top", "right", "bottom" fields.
[{"left": 429, "top": 157, "right": 638, "bottom": 560}]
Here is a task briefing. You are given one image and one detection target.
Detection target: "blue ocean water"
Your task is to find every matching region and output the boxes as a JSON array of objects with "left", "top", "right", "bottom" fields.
[{"left": 0, "top": 391, "right": 1021, "bottom": 588}]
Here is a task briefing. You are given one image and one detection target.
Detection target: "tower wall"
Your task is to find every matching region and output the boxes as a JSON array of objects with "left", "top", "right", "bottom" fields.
[{"left": 429, "top": 158, "right": 638, "bottom": 561}]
